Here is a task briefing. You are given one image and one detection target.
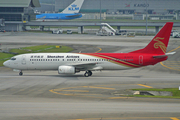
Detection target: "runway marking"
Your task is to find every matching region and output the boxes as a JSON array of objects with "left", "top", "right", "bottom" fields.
[
  {"left": 160, "top": 62, "right": 180, "bottom": 71},
  {"left": 49, "top": 85, "right": 131, "bottom": 99},
  {"left": 170, "top": 117, "right": 180, "bottom": 120},
  {"left": 83, "top": 86, "right": 115, "bottom": 90},
  {"left": 168, "top": 46, "right": 180, "bottom": 53},
  {"left": 59, "top": 90, "right": 89, "bottom": 92},
  {"left": 108, "top": 97, "right": 132, "bottom": 99},
  {"left": 160, "top": 46, "right": 180, "bottom": 71},
  {"left": 69, "top": 117, "right": 180, "bottom": 120},
  {"left": 95, "top": 47, "right": 102, "bottom": 53},
  {"left": 137, "top": 84, "right": 153, "bottom": 88}
]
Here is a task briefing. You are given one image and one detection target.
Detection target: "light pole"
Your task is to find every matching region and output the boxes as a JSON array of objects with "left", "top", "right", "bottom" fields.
[
  {"left": 100, "top": 0, "right": 102, "bottom": 22},
  {"left": 145, "top": 0, "right": 148, "bottom": 35}
]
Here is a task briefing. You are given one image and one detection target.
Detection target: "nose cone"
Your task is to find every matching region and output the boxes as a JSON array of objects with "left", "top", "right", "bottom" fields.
[{"left": 3, "top": 60, "right": 10, "bottom": 67}]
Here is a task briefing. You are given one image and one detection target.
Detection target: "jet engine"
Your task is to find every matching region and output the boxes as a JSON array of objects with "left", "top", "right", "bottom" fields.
[{"left": 58, "top": 66, "right": 75, "bottom": 74}]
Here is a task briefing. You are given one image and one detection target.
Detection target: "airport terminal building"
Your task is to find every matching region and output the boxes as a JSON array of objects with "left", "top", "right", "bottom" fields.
[
  {"left": 1, "top": 0, "right": 180, "bottom": 32},
  {"left": 56, "top": 0, "right": 180, "bottom": 15},
  {"left": 0, "top": 0, "right": 40, "bottom": 31}
]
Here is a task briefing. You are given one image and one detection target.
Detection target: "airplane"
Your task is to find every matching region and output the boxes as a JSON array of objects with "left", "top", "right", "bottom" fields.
[
  {"left": 3, "top": 22, "right": 175, "bottom": 77},
  {"left": 36, "top": 0, "right": 84, "bottom": 20}
]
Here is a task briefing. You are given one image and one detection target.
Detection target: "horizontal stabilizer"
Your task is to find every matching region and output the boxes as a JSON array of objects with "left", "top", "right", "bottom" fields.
[{"left": 153, "top": 52, "right": 176, "bottom": 58}]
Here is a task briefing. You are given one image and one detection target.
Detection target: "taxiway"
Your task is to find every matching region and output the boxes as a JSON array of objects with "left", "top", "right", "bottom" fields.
[{"left": 0, "top": 32, "right": 180, "bottom": 120}]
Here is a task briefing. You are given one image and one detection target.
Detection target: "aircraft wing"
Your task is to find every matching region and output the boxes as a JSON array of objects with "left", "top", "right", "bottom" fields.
[
  {"left": 65, "top": 14, "right": 82, "bottom": 18},
  {"left": 66, "top": 62, "right": 103, "bottom": 71},
  {"left": 153, "top": 52, "right": 176, "bottom": 58}
]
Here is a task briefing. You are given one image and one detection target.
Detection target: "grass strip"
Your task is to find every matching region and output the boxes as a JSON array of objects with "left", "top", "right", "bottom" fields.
[
  {"left": 0, "top": 45, "right": 73, "bottom": 66},
  {"left": 9, "top": 45, "right": 73, "bottom": 54},
  {"left": 0, "top": 53, "right": 14, "bottom": 66},
  {"left": 131, "top": 88, "right": 180, "bottom": 99}
]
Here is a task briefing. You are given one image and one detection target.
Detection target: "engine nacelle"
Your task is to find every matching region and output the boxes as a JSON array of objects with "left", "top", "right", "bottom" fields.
[{"left": 58, "top": 66, "right": 75, "bottom": 74}]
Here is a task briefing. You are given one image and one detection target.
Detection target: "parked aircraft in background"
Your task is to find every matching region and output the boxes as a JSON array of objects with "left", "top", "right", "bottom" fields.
[
  {"left": 3, "top": 22, "right": 175, "bottom": 77},
  {"left": 36, "top": 0, "right": 84, "bottom": 20}
]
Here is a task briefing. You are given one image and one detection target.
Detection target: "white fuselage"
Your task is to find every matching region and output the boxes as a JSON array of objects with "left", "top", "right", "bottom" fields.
[{"left": 3, "top": 53, "right": 133, "bottom": 71}]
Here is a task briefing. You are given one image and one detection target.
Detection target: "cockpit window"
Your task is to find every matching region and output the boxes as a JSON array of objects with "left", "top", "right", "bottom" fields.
[{"left": 10, "top": 57, "right": 16, "bottom": 60}]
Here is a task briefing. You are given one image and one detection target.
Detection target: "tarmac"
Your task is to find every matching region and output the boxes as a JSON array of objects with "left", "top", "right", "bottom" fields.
[{"left": 0, "top": 32, "right": 180, "bottom": 120}]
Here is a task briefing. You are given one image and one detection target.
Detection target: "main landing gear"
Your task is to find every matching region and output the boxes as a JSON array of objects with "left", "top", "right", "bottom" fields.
[
  {"left": 84, "top": 70, "right": 92, "bottom": 77},
  {"left": 19, "top": 71, "right": 23, "bottom": 76}
]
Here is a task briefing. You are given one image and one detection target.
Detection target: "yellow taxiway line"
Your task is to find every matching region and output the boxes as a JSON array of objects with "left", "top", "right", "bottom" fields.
[
  {"left": 95, "top": 47, "right": 102, "bottom": 53},
  {"left": 160, "top": 46, "right": 180, "bottom": 71},
  {"left": 137, "top": 84, "right": 153, "bottom": 88}
]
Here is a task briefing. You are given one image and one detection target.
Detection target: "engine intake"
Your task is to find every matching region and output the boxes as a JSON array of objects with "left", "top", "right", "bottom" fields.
[{"left": 58, "top": 66, "right": 75, "bottom": 74}]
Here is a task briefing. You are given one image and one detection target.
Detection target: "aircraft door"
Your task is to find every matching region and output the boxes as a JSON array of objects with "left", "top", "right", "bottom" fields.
[
  {"left": 21, "top": 55, "right": 26, "bottom": 65},
  {"left": 139, "top": 55, "right": 143, "bottom": 65}
]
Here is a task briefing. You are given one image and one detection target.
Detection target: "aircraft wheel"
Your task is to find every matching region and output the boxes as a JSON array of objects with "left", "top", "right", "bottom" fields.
[
  {"left": 84, "top": 72, "right": 89, "bottom": 77},
  {"left": 19, "top": 72, "right": 23, "bottom": 76},
  {"left": 88, "top": 71, "right": 92, "bottom": 76}
]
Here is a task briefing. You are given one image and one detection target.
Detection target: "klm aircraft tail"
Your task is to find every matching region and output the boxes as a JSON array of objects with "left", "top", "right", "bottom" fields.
[{"left": 62, "top": 0, "right": 84, "bottom": 13}]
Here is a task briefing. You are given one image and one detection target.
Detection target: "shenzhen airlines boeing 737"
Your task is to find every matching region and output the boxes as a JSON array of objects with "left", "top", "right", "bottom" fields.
[{"left": 3, "top": 22, "right": 175, "bottom": 77}]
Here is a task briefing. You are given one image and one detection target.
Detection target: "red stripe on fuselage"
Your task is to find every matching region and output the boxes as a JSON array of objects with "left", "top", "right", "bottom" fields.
[{"left": 80, "top": 53, "right": 142, "bottom": 68}]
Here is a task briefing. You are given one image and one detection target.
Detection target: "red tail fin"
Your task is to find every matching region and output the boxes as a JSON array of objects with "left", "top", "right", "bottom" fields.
[{"left": 130, "top": 22, "right": 173, "bottom": 54}]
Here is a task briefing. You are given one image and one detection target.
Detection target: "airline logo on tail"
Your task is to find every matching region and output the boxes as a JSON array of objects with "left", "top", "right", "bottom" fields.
[
  {"left": 154, "top": 37, "right": 166, "bottom": 53},
  {"left": 68, "top": 4, "right": 80, "bottom": 11},
  {"left": 62, "top": 0, "right": 84, "bottom": 13}
]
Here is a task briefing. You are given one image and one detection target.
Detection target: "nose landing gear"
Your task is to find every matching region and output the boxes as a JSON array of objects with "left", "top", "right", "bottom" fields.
[{"left": 84, "top": 70, "right": 92, "bottom": 77}]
